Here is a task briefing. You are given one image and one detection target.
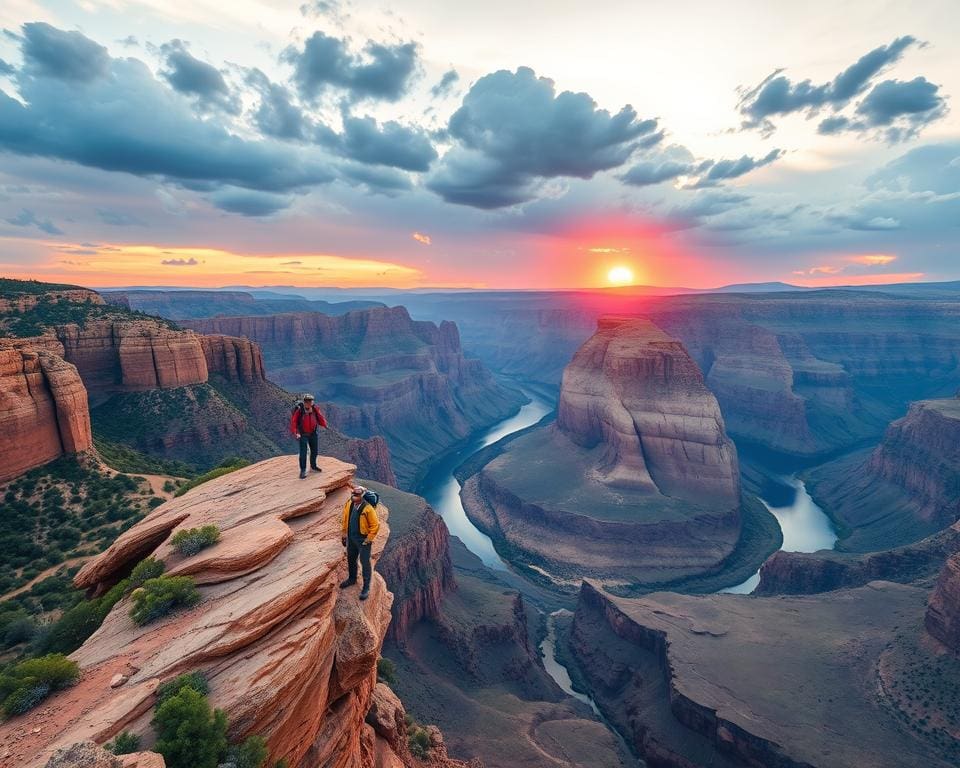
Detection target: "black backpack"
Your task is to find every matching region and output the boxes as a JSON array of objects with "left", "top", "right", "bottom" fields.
[{"left": 362, "top": 489, "right": 379, "bottom": 508}]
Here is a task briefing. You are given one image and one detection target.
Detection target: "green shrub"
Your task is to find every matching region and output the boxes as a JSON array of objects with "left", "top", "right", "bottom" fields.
[
  {"left": 130, "top": 576, "right": 200, "bottom": 626},
  {"left": 155, "top": 671, "right": 209, "bottom": 707},
  {"left": 228, "top": 735, "right": 269, "bottom": 768},
  {"left": 0, "top": 654, "right": 80, "bottom": 718},
  {"left": 408, "top": 726, "right": 431, "bottom": 759},
  {"left": 129, "top": 557, "right": 165, "bottom": 588},
  {"left": 2, "top": 617, "right": 37, "bottom": 648},
  {"left": 376, "top": 657, "right": 396, "bottom": 684},
  {"left": 152, "top": 687, "right": 228, "bottom": 768},
  {"left": 169, "top": 526, "right": 221, "bottom": 557},
  {"left": 106, "top": 731, "right": 141, "bottom": 755},
  {"left": 163, "top": 480, "right": 177, "bottom": 494}
]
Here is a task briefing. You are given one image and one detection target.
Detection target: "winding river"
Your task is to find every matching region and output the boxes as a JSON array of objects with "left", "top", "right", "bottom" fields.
[{"left": 416, "top": 386, "right": 839, "bottom": 759}]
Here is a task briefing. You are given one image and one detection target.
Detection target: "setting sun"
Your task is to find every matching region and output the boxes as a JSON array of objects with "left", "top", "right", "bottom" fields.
[{"left": 607, "top": 266, "right": 635, "bottom": 286}]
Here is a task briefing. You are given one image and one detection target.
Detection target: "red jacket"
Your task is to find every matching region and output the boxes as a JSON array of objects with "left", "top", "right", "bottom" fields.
[{"left": 290, "top": 404, "right": 327, "bottom": 435}]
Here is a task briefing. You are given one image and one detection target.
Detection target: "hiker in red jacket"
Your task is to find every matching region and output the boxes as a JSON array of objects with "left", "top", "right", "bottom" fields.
[{"left": 289, "top": 394, "right": 328, "bottom": 478}]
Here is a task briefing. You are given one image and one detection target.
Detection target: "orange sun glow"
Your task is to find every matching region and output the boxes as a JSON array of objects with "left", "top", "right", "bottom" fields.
[{"left": 607, "top": 266, "right": 635, "bottom": 286}]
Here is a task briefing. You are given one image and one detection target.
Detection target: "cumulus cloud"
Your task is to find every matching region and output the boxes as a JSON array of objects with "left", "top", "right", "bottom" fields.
[
  {"left": 209, "top": 188, "right": 292, "bottom": 216},
  {"left": 430, "top": 69, "right": 459, "bottom": 98},
  {"left": 328, "top": 114, "right": 437, "bottom": 171},
  {"left": 282, "top": 32, "right": 419, "bottom": 102},
  {"left": 338, "top": 163, "right": 413, "bottom": 194},
  {"left": 5, "top": 208, "right": 64, "bottom": 235},
  {"left": 427, "top": 67, "right": 659, "bottom": 208},
  {"left": 247, "top": 68, "right": 309, "bottom": 140},
  {"left": 160, "top": 40, "right": 240, "bottom": 114},
  {"left": 161, "top": 256, "right": 199, "bottom": 265},
  {"left": 0, "top": 59, "right": 14, "bottom": 76},
  {"left": 0, "top": 25, "right": 336, "bottom": 194},
  {"left": 738, "top": 36, "right": 922, "bottom": 134},
  {"left": 412, "top": 231, "right": 431, "bottom": 245},
  {"left": 621, "top": 145, "right": 782, "bottom": 189},
  {"left": 21, "top": 22, "right": 109, "bottom": 81}
]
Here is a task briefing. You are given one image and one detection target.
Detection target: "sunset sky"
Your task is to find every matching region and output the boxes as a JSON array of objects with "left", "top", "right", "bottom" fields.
[{"left": 0, "top": 1, "right": 958, "bottom": 289}]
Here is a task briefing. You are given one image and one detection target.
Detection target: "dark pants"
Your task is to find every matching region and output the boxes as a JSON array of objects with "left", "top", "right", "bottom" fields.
[
  {"left": 346, "top": 537, "right": 372, "bottom": 587},
  {"left": 298, "top": 431, "right": 319, "bottom": 471}
]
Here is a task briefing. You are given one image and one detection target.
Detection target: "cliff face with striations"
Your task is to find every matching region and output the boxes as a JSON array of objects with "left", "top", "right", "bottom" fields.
[
  {"left": 557, "top": 316, "right": 740, "bottom": 504},
  {"left": 926, "top": 553, "right": 960, "bottom": 652},
  {"left": 0, "top": 344, "right": 93, "bottom": 481},
  {"left": 0, "top": 456, "right": 466, "bottom": 768},
  {"left": 375, "top": 487, "right": 456, "bottom": 643},
  {"left": 184, "top": 307, "right": 524, "bottom": 487}
]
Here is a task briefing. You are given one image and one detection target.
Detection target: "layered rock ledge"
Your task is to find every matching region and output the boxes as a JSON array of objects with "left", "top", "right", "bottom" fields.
[{"left": 0, "top": 456, "right": 400, "bottom": 768}]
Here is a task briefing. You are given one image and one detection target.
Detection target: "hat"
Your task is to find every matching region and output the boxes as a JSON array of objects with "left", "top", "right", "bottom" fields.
[
  {"left": 351, "top": 485, "right": 366, "bottom": 495},
  {"left": 303, "top": 393, "right": 314, "bottom": 400}
]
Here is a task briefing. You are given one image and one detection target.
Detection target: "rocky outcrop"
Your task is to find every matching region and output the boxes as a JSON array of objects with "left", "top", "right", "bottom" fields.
[
  {"left": 107, "top": 290, "right": 382, "bottom": 320},
  {"left": 926, "top": 553, "right": 960, "bottom": 652},
  {"left": 0, "top": 456, "right": 398, "bottom": 768},
  {"left": 0, "top": 344, "right": 93, "bottom": 481},
  {"left": 43, "top": 741, "right": 163, "bottom": 768},
  {"left": 55, "top": 320, "right": 208, "bottom": 401},
  {"left": 557, "top": 317, "right": 739, "bottom": 504},
  {"left": 198, "top": 334, "right": 267, "bottom": 384},
  {"left": 376, "top": 491, "right": 456, "bottom": 643},
  {"left": 570, "top": 580, "right": 953, "bottom": 768},
  {"left": 0, "top": 288, "right": 103, "bottom": 313},
  {"left": 184, "top": 307, "right": 525, "bottom": 487},
  {"left": 461, "top": 318, "right": 748, "bottom": 590}
]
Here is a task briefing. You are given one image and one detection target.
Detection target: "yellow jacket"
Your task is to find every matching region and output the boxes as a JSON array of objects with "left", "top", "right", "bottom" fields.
[{"left": 342, "top": 499, "right": 380, "bottom": 541}]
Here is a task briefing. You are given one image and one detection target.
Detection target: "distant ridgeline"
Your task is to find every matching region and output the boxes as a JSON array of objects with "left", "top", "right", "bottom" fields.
[{"left": 0, "top": 278, "right": 396, "bottom": 484}]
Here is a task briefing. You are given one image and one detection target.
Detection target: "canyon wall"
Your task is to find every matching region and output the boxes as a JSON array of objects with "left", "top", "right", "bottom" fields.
[
  {"left": 925, "top": 553, "right": 960, "bottom": 653},
  {"left": 185, "top": 307, "right": 525, "bottom": 487},
  {"left": 0, "top": 344, "right": 93, "bottom": 481},
  {"left": 0, "top": 456, "right": 465, "bottom": 768}
]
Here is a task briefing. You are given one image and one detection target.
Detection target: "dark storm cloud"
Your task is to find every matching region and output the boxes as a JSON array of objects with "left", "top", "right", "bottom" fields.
[
  {"left": 621, "top": 159, "right": 692, "bottom": 186},
  {"left": 430, "top": 69, "right": 459, "bottom": 98},
  {"left": 0, "top": 26, "right": 336, "bottom": 194},
  {"left": 738, "top": 36, "right": 916, "bottom": 133},
  {"left": 209, "top": 188, "right": 292, "bottom": 216},
  {"left": 426, "top": 67, "right": 659, "bottom": 208},
  {"left": 5, "top": 208, "right": 64, "bottom": 235},
  {"left": 621, "top": 146, "right": 782, "bottom": 189},
  {"left": 247, "top": 68, "right": 309, "bottom": 140},
  {"left": 160, "top": 40, "right": 240, "bottom": 114},
  {"left": 21, "top": 22, "right": 109, "bottom": 81},
  {"left": 282, "top": 32, "right": 419, "bottom": 102},
  {"left": 334, "top": 115, "right": 437, "bottom": 171}
]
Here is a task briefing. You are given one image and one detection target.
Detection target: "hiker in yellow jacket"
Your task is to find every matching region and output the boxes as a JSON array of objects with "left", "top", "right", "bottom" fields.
[{"left": 340, "top": 485, "right": 380, "bottom": 600}]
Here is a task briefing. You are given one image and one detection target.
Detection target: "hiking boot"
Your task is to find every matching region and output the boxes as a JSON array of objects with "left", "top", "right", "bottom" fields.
[
  {"left": 339, "top": 579, "right": 356, "bottom": 589},
  {"left": 359, "top": 586, "right": 370, "bottom": 600},
  {"left": 311, "top": 465, "right": 322, "bottom": 472},
  {"left": 299, "top": 470, "right": 307, "bottom": 479}
]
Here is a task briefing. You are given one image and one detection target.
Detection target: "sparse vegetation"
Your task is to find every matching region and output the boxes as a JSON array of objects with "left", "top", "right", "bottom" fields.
[
  {"left": 174, "top": 457, "right": 251, "bottom": 497},
  {"left": 106, "top": 731, "right": 141, "bottom": 755},
  {"left": 155, "top": 671, "right": 209, "bottom": 707},
  {"left": 170, "top": 525, "right": 221, "bottom": 557},
  {"left": 227, "top": 735, "right": 269, "bottom": 768},
  {"left": 377, "top": 656, "right": 397, "bottom": 684},
  {"left": 94, "top": 436, "right": 195, "bottom": 478},
  {"left": 0, "top": 653, "right": 80, "bottom": 718},
  {"left": 129, "top": 576, "right": 201, "bottom": 626},
  {"left": 153, "top": 686, "right": 229, "bottom": 768},
  {"left": 407, "top": 724, "right": 432, "bottom": 759}
]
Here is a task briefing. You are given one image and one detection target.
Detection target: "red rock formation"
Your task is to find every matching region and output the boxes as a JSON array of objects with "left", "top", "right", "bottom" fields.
[
  {"left": 198, "top": 334, "right": 266, "bottom": 384},
  {"left": 0, "top": 288, "right": 104, "bottom": 313},
  {"left": 0, "top": 344, "right": 93, "bottom": 481},
  {"left": 51, "top": 320, "right": 208, "bottom": 401},
  {"left": 926, "top": 553, "right": 960, "bottom": 652},
  {"left": 557, "top": 316, "right": 740, "bottom": 504},
  {"left": 0, "top": 457, "right": 390, "bottom": 768},
  {"left": 43, "top": 742, "right": 163, "bottom": 768}
]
